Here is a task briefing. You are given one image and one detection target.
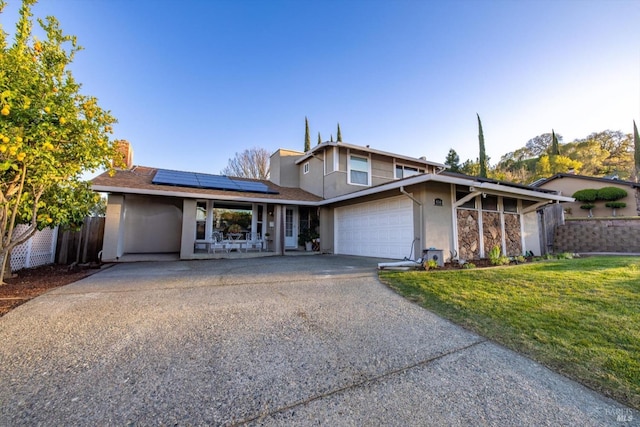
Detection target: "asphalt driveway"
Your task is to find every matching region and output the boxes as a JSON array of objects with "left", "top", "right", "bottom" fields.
[{"left": 0, "top": 255, "right": 636, "bottom": 426}]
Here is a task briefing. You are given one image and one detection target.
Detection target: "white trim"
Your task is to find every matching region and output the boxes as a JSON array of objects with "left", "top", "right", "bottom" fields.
[{"left": 303, "top": 162, "right": 310, "bottom": 174}]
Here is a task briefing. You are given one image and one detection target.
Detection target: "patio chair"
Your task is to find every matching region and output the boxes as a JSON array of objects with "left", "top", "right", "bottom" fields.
[
  {"left": 209, "top": 231, "right": 229, "bottom": 253},
  {"left": 244, "top": 232, "right": 263, "bottom": 252}
]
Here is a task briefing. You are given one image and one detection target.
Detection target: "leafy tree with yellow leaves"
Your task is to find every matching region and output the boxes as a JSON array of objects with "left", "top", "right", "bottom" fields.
[{"left": 0, "top": 0, "right": 119, "bottom": 282}]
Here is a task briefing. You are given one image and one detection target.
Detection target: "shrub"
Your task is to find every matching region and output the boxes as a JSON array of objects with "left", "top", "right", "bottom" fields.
[
  {"left": 556, "top": 252, "right": 574, "bottom": 259},
  {"left": 489, "top": 245, "right": 510, "bottom": 266},
  {"left": 605, "top": 201, "right": 626, "bottom": 209},
  {"left": 462, "top": 262, "right": 476, "bottom": 269},
  {"left": 515, "top": 255, "right": 526, "bottom": 263},
  {"left": 597, "top": 187, "right": 627, "bottom": 201},
  {"left": 572, "top": 189, "right": 598, "bottom": 202}
]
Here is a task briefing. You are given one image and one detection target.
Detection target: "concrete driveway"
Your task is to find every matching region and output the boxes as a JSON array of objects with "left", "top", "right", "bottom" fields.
[{"left": 0, "top": 255, "right": 636, "bottom": 426}]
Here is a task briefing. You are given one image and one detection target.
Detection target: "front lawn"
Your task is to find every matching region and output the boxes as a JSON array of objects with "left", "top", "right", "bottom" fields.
[{"left": 378, "top": 256, "right": 640, "bottom": 410}]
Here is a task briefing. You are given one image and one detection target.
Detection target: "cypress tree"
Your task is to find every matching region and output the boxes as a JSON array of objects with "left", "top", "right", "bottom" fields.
[
  {"left": 477, "top": 114, "right": 487, "bottom": 178},
  {"left": 634, "top": 120, "right": 640, "bottom": 183},
  {"left": 304, "top": 117, "right": 311, "bottom": 152},
  {"left": 550, "top": 129, "right": 560, "bottom": 155},
  {"left": 337, "top": 123, "right": 342, "bottom": 142},
  {"left": 317, "top": 132, "right": 322, "bottom": 145},
  {"left": 330, "top": 134, "right": 334, "bottom": 142}
]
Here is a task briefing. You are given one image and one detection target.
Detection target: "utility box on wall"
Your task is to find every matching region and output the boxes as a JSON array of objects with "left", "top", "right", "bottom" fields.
[{"left": 422, "top": 249, "right": 444, "bottom": 267}]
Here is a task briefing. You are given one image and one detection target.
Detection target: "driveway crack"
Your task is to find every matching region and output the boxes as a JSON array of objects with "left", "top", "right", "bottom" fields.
[{"left": 232, "top": 338, "right": 487, "bottom": 426}]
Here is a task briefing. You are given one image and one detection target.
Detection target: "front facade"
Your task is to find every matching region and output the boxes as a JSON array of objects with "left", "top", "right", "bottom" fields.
[{"left": 93, "top": 141, "right": 572, "bottom": 263}]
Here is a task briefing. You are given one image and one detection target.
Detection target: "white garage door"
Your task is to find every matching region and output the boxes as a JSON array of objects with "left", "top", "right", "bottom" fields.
[{"left": 335, "top": 196, "right": 414, "bottom": 259}]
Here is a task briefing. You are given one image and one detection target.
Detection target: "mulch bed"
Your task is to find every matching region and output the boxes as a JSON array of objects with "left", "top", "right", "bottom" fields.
[{"left": 0, "top": 264, "right": 97, "bottom": 317}]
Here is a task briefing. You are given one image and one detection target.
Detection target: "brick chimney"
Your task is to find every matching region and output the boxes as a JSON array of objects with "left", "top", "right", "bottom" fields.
[{"left": 114, "top": 140, "right": 134, "bottom": 169}]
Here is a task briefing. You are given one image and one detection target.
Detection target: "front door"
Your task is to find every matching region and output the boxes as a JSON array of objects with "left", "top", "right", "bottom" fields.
[{"left": 285, "top": 207, "right": 298, "bottom": 248}]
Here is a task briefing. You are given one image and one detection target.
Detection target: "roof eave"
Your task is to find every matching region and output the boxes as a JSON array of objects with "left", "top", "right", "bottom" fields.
[{"left": 91, "top": 185, "right": 320, "bottom": 206}]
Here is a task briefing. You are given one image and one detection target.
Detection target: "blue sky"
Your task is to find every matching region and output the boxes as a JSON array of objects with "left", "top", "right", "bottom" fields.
[{"left": 2, "top": 0, "right": 639, "bottom": 177}]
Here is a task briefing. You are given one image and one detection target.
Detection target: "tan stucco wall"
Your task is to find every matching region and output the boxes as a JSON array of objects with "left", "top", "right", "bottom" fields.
[
  {"left": 270, "top": 149, "right": 303, "bottom": 188},
  {"left": 539, "top": 176, "right": 638, "bottom": 217},
  {"left": 299, "top": 155, "right": 325, "bottom": 197}
]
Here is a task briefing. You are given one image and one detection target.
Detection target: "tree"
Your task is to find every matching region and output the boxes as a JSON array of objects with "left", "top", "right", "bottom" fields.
[
  {"left": 304, "top": 117, "right": 310, "bottom": 152},
  {"left": 525, "top": 132, "right": 561, "bottom": 157},
  {"left": 550, "top": 129, "right": 560, "bottom": 155},
  {"left": 0, "top": 0, "right": 119, "bottom": 283},
  {"left": 336, "top": 123, "right": 342, "bottom": 142},
  {"left": 634, "top": 120, "right": 640, "bottom": 182},
  {"left": 221, "top": 147, "right": 270, "bottom": 179},
  {"left": 477, "top": 114, "right": 487, "bottom": 178},
  {"left": 460, "top": 159, "right": 480, "bottom": 176},
  {"left": 317, "top": 131, "right": 322, "bottom": 145},
  {"left": 444, "top": 148, "right": 461, "bottom": 172}
]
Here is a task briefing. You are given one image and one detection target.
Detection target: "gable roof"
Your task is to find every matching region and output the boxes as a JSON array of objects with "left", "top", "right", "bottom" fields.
[
  {"left": 318, "top": 170, "right": 573, "bottom": 205},
  {"left": 91, "top": 166, "right": 323, "bottom": 205},
  {"left": 294, "top": 141, "right": 446, "bottom": 169},
  {"left": 532, "top": 173, "right": 640, "bottom": 189}
]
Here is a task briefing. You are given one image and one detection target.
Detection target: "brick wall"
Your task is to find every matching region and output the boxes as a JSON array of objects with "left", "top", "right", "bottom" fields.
[{"left": 554, "top": 218, "right": 640, "bottom": 253}]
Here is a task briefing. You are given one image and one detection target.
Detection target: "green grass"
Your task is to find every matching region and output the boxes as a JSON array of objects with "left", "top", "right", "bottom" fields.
[{"left": 378, "top": 256, "right": 640, "bottom": 410}]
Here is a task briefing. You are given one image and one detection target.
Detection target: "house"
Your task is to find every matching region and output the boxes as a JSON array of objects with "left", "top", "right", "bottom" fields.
[
  {"left": 92, "top": 141, "right": 573, "bottom": 262},
  {"left": 533, "top": 173, "right": 640, "bottom": 217}
]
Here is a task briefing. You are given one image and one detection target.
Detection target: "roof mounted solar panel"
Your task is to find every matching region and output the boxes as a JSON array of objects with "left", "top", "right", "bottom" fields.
[
  {"left": 152, "top": 169, "right": 279, "bottom": 194},
  {"left": 152, "top": 169, "right": 200, "bottom": 187}
]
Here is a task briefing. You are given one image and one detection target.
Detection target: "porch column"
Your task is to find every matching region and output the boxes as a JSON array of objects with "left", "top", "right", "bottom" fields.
[
  {"left": 180, "top": 199, "right": 197, "bottom": 259},
  {"left": 273, "top": 205, "right": 284, "bottom": 255},
  {"left": 102, "top": 194, "right": 125, "bottom": 262}
]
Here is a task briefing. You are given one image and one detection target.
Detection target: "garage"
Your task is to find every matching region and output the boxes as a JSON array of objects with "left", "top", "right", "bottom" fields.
[{"left": 335, "top": 195, "right": 414, "bottom": 259}]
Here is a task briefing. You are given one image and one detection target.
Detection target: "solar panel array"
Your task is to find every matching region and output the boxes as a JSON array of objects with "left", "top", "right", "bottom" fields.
[{"left": 152, "top": 169, "right": 279, "bottom": 194}]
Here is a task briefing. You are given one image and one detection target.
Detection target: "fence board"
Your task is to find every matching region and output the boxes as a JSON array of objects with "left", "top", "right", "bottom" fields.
[{"left": 56, "top": 217, "right": 105, "bottom": 264}]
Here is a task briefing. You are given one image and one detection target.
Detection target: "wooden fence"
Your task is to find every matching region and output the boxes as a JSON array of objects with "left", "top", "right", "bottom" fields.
[
  {"left": 538, "top": 203, "right": 565, "bottom": 254},
  {"left": 56, "top": 216, "right": 105, "bottom": 265}
]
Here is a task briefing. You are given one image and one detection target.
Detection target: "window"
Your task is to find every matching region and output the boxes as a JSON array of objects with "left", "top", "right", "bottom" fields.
[
  {"left": 503, "top": 198, "right": 518, "bottom": 213},
  {"left": 482, "top": 195, "right": 498, "bottom": 211},
  {"left": 395, "top": 165, "right": 422, "bottom": 179},
  {"left": 349, "top": 155, "right": 369, "bottom": 185},
  {"left": 303, "top": 162, "right": 309, "bottom": 174}
]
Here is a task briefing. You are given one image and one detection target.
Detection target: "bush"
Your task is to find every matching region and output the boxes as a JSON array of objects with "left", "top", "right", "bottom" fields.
[
  {"left": 489, "top": 245, "right": 510, "bottom": 266},
  {"left": 462, "top": 262, "right": 476, "bottom": 269},
  {"left": 572, "top": 189, "right": 598, "bottom": 202},
  {"left": 580, "top": 203, "right": 595, "bottom": 210},
  {"left": 556, "top": 252, "right": 574, "bottom": 259},
  {"left": 597, "top": 187, "right": 627, "bottom": 201},
  {"left": 605, "top": 201, "right": 626, "bottom": 209}
]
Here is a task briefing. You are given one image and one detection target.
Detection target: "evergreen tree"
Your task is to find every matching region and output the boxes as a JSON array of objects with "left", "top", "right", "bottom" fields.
[
  {"left": 550, "top": 129, "right": 560, "bottom": 155},
  {"left": 317, "top": 132, "right": 322, "bottom": 145},
  {"left": 304, "top": 117, "right": 311, "bottom": 152},
  {"left": 477, "top": 114, "right": 488, "bottom": 178},
  {"left": 634, "top": 120, "right": 640, "bottom": 183},
  {"left": 330, "top": 134, "right": 334, "bottom": 142},
  {"left": 444, "top": 149, "right": 461, "bottom": 172},
  {"left": 337, "top": 123, "right": 342, "bottom": 142}
]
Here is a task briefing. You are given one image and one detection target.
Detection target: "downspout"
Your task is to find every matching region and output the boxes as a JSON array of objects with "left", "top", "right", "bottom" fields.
[{"left": 400, "top": 186, "right": 424, "bottom": 259}]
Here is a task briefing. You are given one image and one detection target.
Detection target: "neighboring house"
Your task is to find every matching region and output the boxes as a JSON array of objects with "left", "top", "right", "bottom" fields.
[
  {"left": 92, "top": 141, "right": 572, "bottom": 262},
  {"left": 533, "top": 173, "right": 640, "bottom": 218}
]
